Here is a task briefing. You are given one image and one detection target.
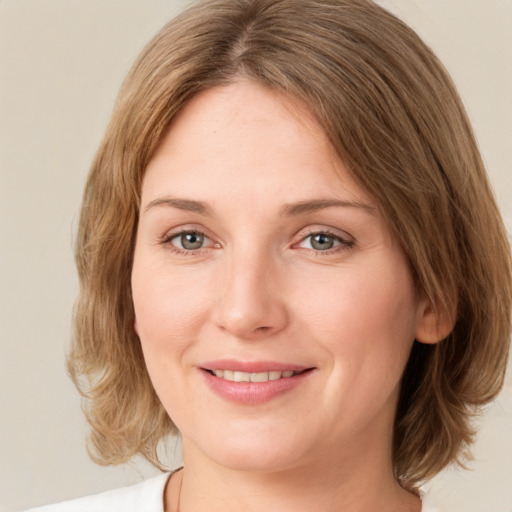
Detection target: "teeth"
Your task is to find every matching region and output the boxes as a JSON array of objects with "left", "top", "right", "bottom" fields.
[
  {"left": 234, "top": 371, "right": 250, "bottom": 382},
  {"left": 250, "top": 372, "right": 269, "bottom": 383},
  {"left": 211, "top": 370, "right": 298, "bottom": 382}
]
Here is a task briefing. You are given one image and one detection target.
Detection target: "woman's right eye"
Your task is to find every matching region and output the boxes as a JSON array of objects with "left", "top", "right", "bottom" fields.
[{"left": 163, "top": 230, "right": 215, "bottom": 253}]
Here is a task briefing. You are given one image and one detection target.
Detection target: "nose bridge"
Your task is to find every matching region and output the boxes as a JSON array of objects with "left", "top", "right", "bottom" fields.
[{"left": 213, "top": 242, "right": 287, "bottom": 339}]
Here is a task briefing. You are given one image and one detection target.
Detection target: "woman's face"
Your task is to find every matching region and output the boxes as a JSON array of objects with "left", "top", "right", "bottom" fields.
[{"left": 132, "top": 81, "right": 429, "bottom": 472}]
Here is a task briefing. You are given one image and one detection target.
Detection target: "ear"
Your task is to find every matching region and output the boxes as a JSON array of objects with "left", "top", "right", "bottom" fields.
[{"left": 415, "top": 295, "right": 456, "bottom": 344}]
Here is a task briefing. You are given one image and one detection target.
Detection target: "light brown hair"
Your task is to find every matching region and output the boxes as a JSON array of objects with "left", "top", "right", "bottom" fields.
[{"left": 69, "top": 0, "right": 512, "bottom": 489}]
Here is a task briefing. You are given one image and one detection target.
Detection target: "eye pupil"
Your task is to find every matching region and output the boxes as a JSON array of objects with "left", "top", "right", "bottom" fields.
[
  {"left": 181, "top": 232, "right": 204, "bottom": 250},
  {"left": 311, "top": 233, "right": 335, "bottom": 250}
]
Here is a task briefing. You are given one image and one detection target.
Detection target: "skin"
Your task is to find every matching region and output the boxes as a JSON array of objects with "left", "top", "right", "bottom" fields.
[{"left": 132, "top": 81, "right": 436, "bottom": 512}]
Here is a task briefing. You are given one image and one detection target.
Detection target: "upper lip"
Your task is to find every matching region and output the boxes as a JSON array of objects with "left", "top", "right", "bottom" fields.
[{"left": 200, "top": 360, "right": 313, "bottom": 373}]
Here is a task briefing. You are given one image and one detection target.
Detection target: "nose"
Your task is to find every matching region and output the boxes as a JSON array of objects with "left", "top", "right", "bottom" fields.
[{"left": 212, "top": 249, "right": 288, "bottom": 340}]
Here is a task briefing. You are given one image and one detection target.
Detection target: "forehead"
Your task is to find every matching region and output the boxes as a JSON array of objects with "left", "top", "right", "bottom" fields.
[{"left": 142, "top": 81, "right": 372, "bottom": 209}]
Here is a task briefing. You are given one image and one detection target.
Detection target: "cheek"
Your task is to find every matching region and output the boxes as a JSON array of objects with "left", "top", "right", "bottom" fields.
[
  {"left": 131, "top": 263, "right": 213, "bottom": 419},
  {"left": 298, "top": 259, "right": 416, "bottom": 335},
  {"left": 132, "top": 261, "right": 212, "bottom": 348},
  {"left": 295, "top": 259, "right": 418, "bottom": 388}
]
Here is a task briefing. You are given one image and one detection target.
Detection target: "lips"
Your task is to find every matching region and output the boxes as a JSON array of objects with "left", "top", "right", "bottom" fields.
[{"left": 200, "top": 360, "right": 315, "bottom": 405}]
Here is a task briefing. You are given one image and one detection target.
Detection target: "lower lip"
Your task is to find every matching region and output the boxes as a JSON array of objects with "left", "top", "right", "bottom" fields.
[{"left": 201, "top": 369, "right": 313, "bottom": 405}]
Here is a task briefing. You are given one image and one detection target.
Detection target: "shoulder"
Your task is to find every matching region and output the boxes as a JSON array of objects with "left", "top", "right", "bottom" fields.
[{"left": 26, "top": 472, "right": 171, "bottom": 512}]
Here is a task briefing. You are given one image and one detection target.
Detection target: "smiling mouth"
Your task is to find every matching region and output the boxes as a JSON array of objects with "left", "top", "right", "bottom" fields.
[
  {"left": 201, "top": 365, "right": 315, "bottom": 404},
  {"left": 204, "top": 368, "right": 312, "bottom": 382}
]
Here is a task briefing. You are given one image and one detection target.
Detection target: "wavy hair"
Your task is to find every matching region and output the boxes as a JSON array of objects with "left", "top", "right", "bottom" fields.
[{"left": 69, "top": 0, "right": 511, "bottom": 490}]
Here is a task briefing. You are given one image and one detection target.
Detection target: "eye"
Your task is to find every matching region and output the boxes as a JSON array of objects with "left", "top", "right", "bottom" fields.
[
  {"left": 164, "top": 230, "right": 215, "bottom": 253},
  {"left": 297, "top": 230, "right": 353, "bottom": 253},
  {"left": 307, "top": 233, "right": 339, "bottom": 250}
]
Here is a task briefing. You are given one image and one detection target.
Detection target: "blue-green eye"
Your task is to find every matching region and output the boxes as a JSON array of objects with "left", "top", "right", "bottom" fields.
[
  {"left": 310, "top": 233, "right": 338, "bottom": 250},
  {"left": 169, "top": 231, "right": 210, "bottom": 251},
  {"left": 298, "top": 231, "right": 351, "bottom": 252}
]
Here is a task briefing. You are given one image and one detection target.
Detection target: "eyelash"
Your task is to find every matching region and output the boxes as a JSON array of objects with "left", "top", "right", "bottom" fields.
[{"left": 160, "top": 228, "right": 355, "bottom": 256}]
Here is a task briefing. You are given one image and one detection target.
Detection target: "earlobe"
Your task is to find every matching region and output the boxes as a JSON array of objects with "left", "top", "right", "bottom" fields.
[{"left": 415, "top": 297, "right": 456, "bottom": 344}]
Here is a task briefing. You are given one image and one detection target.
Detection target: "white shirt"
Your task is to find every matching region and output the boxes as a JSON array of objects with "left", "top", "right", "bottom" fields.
[{"left": 27, "top": 472, "right": 440, "bottom": 511}]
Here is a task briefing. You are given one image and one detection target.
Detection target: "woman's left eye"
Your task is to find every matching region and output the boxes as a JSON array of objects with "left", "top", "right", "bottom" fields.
[{"left": 297, "top": 231, "right": 352, "bottom": 252}]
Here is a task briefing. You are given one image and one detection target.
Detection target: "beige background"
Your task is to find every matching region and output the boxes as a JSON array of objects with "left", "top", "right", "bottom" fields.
[{"left": 0, "top": 1, "right": 510, "bottom": 511}]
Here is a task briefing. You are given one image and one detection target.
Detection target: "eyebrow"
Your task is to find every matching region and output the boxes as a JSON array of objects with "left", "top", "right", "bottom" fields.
[
  {"left": 144, "top": 197, "right": 214, "bottom": 216},
  {"left": 144, "top": 197, "right": 375, "bottom": 217},
  {"left": 280, "top": 199, "right": 375, "bottom": 216}
]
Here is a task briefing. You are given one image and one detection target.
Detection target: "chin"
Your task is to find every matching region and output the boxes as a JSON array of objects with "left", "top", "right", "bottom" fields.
[
  {"left": 209, "top": 448, "right": 303, "bottom": 474},
  {"left": 183, "top": 424, "right": 313, "bottom": 474}
]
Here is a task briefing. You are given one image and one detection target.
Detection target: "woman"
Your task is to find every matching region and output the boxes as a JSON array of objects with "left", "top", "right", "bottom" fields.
[{"left": 29, "top": 0, "right": 511, "bottom": 511}]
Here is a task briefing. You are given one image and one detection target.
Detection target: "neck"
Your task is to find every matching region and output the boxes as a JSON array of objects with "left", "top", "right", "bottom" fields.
[{"left": 169, "top": 435, "right": 420, "bottom": 512}]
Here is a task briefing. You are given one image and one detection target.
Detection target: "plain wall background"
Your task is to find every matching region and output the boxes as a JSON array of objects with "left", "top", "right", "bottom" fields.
[{"left": 0, "top": 1, "right": 510, "bottom": 511}]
